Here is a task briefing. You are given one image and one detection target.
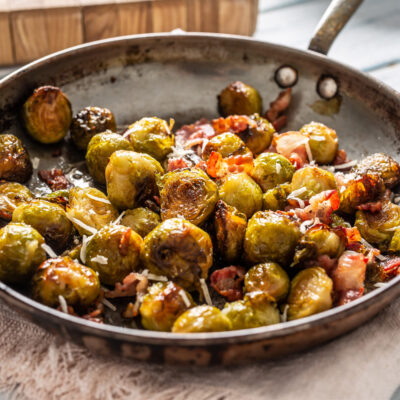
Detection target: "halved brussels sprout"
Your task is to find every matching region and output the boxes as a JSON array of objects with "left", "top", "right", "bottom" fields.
[
  {"left": 0, "top": 182, "right": 34, "bottom": 220},
  {"left": 85, "top": 224, "right": 143, "bottom": 285},
  {"left": 105, "top": 150, "right": 164, "bottom": 210},
  {"left": 172, "top": 305, "right": 232, "bottom": 333},
  {"left": 71, "top": 106, "right": 117, "bottom": 150},
  {"left": 0, "top": 134, "right": 32, "bottom": 182},
  {"left": 251, "top": 152, "right": 295, "bottom": 192},
  {"left": 262, "top": 185, "right": 288, "bottom": 211},
  {"left": 160, "top": 168, "right": 218, "bottom": 225},
  {"left": 286, "top": 267, "right": 333, "bottom": 320},
  {"left": 351, "top": 153, "right": 400, "bottom": 188},
  {"left": 141, "top": 218, "right": 213, "bottom": 290},
  {"left": 218, "top": 172, "right": 262, "bottom": 218},
  {"left": 125, "top": 117, "right": 174, "bottom": 161},
  {"left": 244, "top": 262, "right": 290, "bottom": 302},
  {"left": 222, "top": 291, "right": 280, "bottom": 330},
  {"left": 120, "top": 207, "right": 161, "bottom": 237},
  {"left": 300, "top": 122, "right": 338, "bottom": 164},
  {"left": 86, "top": 132, "right": 133, "bottom": 184},
  {"left": 140, "top": 281, "right": 195, "bottom": 331},
  {"left": 32, "top": 256, "right": 100, "bottom": 307},
  {"left": 0, "top": 222, "right": 46, "bottom": 284},
  {"left": 22, "top": 86, "right": 72, "bottom": 144},
  {"left": 66, "top": 187, "right": 118, "bottom": 236},
  {"left": 12, "top": 199, "right": 73, "bottom": 252},
  {"left": 218, "top": 81, "right": 262, "bottom": 117},
  {"left": 244, "top": 210, "right": 301, "bottom": 265},
  {"left": 214, "top": 200, "right": 247, "bottom": 263}
]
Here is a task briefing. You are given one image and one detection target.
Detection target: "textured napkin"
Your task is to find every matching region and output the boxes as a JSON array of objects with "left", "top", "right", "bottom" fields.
[{"left": 1, "top": 297, "right": 400, "bottom": 400}]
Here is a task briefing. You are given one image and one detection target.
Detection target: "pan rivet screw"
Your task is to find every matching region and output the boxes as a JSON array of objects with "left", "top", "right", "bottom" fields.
[
  {"left": 275, "top": 65, "right": 298, "bottom": 88},
  {"left": 317, "top": 76, "right": 338, "bottom": 99}
]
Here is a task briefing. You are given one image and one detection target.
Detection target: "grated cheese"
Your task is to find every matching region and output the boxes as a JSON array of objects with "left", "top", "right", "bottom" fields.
[
  {"left": 385, "top": 226, "right": 400, "bottom": 232},
  {"left": 374, "top": 282, "right": 388, "bottom": 288},
  {"left": 288, "top": 187, "right": 307, "bottom": 198},
  {"left": 200, "top": 278, "right": 212, "bottom": 306},
  {"left": 320, "top": 165, "right": 335, "bottom": 173},
  {"left": 275, "top": 162, "right": 281, "bottom": 174},
  {"left": 394, "top": 196, "right": 400, "bottom": 204},
  {"left": 334, "top": 160, "right": 358, "bottom": 170},
  {"left": 113, "top": 210, "right": 126, "bottom": 225},
  {"left": 310, "top": 135, "right": 325, "bottom": 142},
  {"left": 300, "top": 220, "right": 314, "bottom": 234},
  {"left": 86, "top": 193, "right": 111, "bottom": 204},
  {"left": 41, "top": 243, "right": 58, "bottom": 258},
  {"left": 141, "top": 269, "right": 168, "bottom": 282},
  {"left": 102, "top": 298, "right": 117, "bottom": 312},
  {"left": 280, "top": 304, "right": 289, "bottom": 323},
  {"left": 304, "top": 139, "right": 313, "bottom": 162},
  {"left": 179, "top": 290, "right": 191, "bottom": 308},
  {"left": 32, "top": 157, "right": 40, "bottom": 169},
  {"left": 2, "top": 196, "right": 16, "bottom": 209},
  {"left": 80, "top": 234, "right": 93, "bottom": 264},
  {"left": 58, "top": 295, "right": 68, "bottom": 314},
  {"left": 90, "top": 255, "right": 108, "bottom": 264},
  {"left": 66, "top": 213, "right": 97, "bottom": 235}
]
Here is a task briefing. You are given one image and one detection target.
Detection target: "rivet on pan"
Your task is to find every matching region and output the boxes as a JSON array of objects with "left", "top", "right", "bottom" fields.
[
  {"left": 317, "top": 75, "right": 339, "bottom": 99},
  {"left": 274, "top": 65, "right": 298, "bottom": 88}
]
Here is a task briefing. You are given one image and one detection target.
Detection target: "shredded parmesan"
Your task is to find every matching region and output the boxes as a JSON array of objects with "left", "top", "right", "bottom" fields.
[
  {"left": 310, "top": 135, "right": 325, "bottom": 142},
  {"left": 320, "top": 165, "right": 335, "bottom": 173},
  {"left": 288, "top": 187, "right": 307, "bottom": 198},
  {"left": 32, "top": 157, "right": 40, "bottom": 169},
  {"left": 200, "top": 278, "right": 212, "bottom": 306},
  {"left": 275, "top": 162, "right": 282, "bottom": 174},
  {"left": 86, "top": 193, "right": 111, "bottom": 204},
  {"left": 304, "top": 139, "right": 313, "bottom": 162},
  {"left": 300, "top": 220, "right": 314, "bottom": 234},
  {"left": 80, "top": 234, "right": 93, "bottom": 264},
  {"left": 90, "top": 255, "right": 108, "bottom": 264},
  {"left": 41, "top": 243, "right": 58, "bottom": 258},
  {"left": 102, "top": 298, "right": 117, "bottom": 312},
  {"left": 179, "top": 290, "right": 191, "bottom": 308},
  {"left": 66, "top": 213, "right": 97, "bottom": 235},
  {"left": 280, "top": 304, "right": 289, "bottom": 323},
  {"left": 385, "top": 226, "right": 400, "bottom": 232},
  {"left": 291, "top": 197, "right": 305, "bottom": 208},
  {"left": 113, "top": 211, "right": 126, "bottom": 225},
  {"left": 394, "top": 196, "right": 400, "bottom": 204},
  {"left": 58, "top": 295, "right": 68, "bottom": 314},
  {"left": 141, "top": 269, "right": 168, "bottom": 282},
  {"left": 374, "top": 282, "right": 388, "bottom": 288},
  {"left": 334, "top": 160, "right": 358, "bottom": 170},
  {"left": 359, "top": 238, "right": 386, "bottom": 261},
  {"left": 2, "top": 196, "right": 16, "bottom": 209}
]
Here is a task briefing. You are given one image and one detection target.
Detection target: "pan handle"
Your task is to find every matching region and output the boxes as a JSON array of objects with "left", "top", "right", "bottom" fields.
[{"left": 308, "top": 0, "right": 363, "bottom": 55}]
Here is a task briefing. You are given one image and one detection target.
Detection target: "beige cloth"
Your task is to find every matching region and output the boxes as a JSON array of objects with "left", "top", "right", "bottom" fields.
[{"left": 1, "top": 298, "right": 400, "bottom": 400}]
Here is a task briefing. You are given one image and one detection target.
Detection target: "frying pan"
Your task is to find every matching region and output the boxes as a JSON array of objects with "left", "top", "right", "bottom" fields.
[{"left": 0, "top": 0, "right": 399, "bottom": 366}]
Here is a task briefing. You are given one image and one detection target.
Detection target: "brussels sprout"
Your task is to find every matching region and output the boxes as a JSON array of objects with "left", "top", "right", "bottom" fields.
[
  {"left": 85, "top": 224, "right": 143, "bottom": 285},
  {"left": 214, "top": 200, "right": 247, "bottom": 263},
  {"left": 244, "top": 210, "right": 301, "bottom": 265},
  {"left": 352, "top": 153, "right": 400, "bottom": 188},
  {"left": 66, "top": 187, "right": 118, "bottom": 236},
  {"left": 71, "top": 107, "right": 117, "bottom": 150},
  {"left": 160, "top": 168, "right": 218, "bottom": 225},
  {"left": 40, "top": 189, "right": 69, "bottom": 208},
  {"left": 389, "top": 229, "right": 400, "bottom": 253},
  {"left": 22, "top": 86, "right": 72, "bottom": 144},
  {"left": 105, "top": 150, "right": 164, "bottom": 210},
  {"left": 300, "top": 122, "right": 338, "bottom": 164},
  {"left": 222, "top": 291, "right": 280, "bottom": 330},
  {"left": 251, "top": 152, "right": 295, "bottom": 192},
  {"left": 218, "top": 81, "right": 262, "bottom": 117},
  {"left": 142, "top": 218, "right": 213, "bottom": 290},
  {"left": 120, "top": 207, "right": 161, "bottom": 237},
  {"left": 218, "top": 172, "right": 262, "bottom": 218},
  {"left": 0, "top": 222, "right": 46, "bottom": 284},
  {"left": 262, "top": 185, "right": 288, "bottom": 211},
  {"left": 0, "top": 182, "right": 34, "bottom": 220},
  {"left": 12, "top": 199, "right": 73, "bottom": 252},
  {"left": 330, "top": 213, "right": 351, "bottom": 229},
  {"left": 290, "top": 166, "right": 337, "bottom": 200},
  {"left": 286, "top": 267, "right": 333, "bottom": 320},
  {"left": 86, "top": 132, "right": 133, "bottom": 184},
  {"left": 0, "top": 134, "right": 32, "bottom": 182},
  {"left": 244, "top": 262, "right": 290, "bottom": 302},
  {"left": 32, "top": 256, "right": 100, "bottom": 307},
  {"left": 140, "top": 281, "right": 195, "bottom": 331},
  {"left": 172, "top": 305, "right": 232, "bottom": 333},
  {"left": 125, "top": 117, "right": 174, "bottom": 161}
]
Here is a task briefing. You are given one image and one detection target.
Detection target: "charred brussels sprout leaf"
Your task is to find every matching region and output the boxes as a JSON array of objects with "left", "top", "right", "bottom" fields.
[
  {"left": 142, "top": 218, "right": 213, "bottom": 290},
  {"left": 120, "top": 207, "right": 161, "bottom": 237},
  {"left": 32, "top": 256, "right": 100, "bottom": 307},
  {"left": 0, "top": 222, "right": 46, "bottom": 284},
  {"left": 23, "top": 86, "right": 72, "bottom": 144},
  {"left": 71, "top": 106, "right": 117, "bottom": 150},
  {"left": 218, "top": 81, "right": 262, "bottom": 117},
  {"left": 172, "top": 305, "right": 231, "bottom": 333},
  {"left": 0, "top": 182, "right": 34, "bottom": 220},
  {"left": 0, "top": 134, "right": 32, "bottom": 182}
]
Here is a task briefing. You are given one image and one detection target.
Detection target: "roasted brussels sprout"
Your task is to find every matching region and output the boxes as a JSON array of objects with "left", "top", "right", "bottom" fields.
[
  {"left": 120, "top": 207, "right": 161, "bottom": 237},
  {"left": 105, "top": 150, "right": 164, "bottom": 210},
  {"left": 262, "top": 185, "right": 288, "bottom": 211},
  {"left": 125, "top": 117, "right": 174, "bottom": 161},
  {"left": 140, "top": 281, "right": 195, "bottom": 331},
  {"left": 290, "top": 166, "right": 337, "bottom": 200},
  {"left": 286, "top": 267, "right": 333, "bottom": 320},
  {"left": 244, "top": 262, "right": 290, "bottom": 302},
  {"left": 300, "top": 122, "right": 338, "bottom": 164},
  {"left": 218, "top": 172, "right": 262, "bottom": 218},
  {"left": 142, "top": 218, "right": 213, "bottom": 290},
  {"left": 32, "top": 256, "right": 100, "bottom": 307},
  {"left": 172, "top": 305, "right": 232, "bottom": 333},
  {"left": 214, "top": 200, "right": 247, "bottom": 263},
  {"left": 160, "top": 168, "right": 218, "bottom": 225},
  {"left": 0, "top": 134, "right": 32, "bottom": 182},
  {"left": 251, "top": 153, "right": 295, "bottom": 192},
  {"left": 352, "top": 153, "right": 400, "bottom": 188},
  {"left": 0, "top": 182, "right": 34, "bottom": 220},
  {"left": 222, "top": 291, "right": 280, "bottom": 330},
  {"left": 86, "top": 132, "right": 133, "bottom": 184},
  {"left": 389, "top": 229, "right": 400, "bottom": 253},
  {"left": 66, "top": 187, "right": 118, "bottom": 236},
  {"left": 40, "top": 189, "right": 69, "bottom": 208},
  {"left": 218, "top": 81, "right": 262, "bottom": 117},
  {"left": 0, "top": 222, "right": 46, "bottom": 284},
  {"left": 244, "top": 210, "right": 301, "bottom": 265},
  {"left": 22, "top": 86, "right": 72, "bottom": 144},
  {"left": 71, "top": 107, "right": 117, "bottom": 150},
  {"left": 12, "top": 199, "right": 73, "bottom": 252}
]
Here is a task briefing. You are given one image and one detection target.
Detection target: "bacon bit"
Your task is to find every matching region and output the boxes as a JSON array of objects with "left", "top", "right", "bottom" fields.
[
  {"left": 273, "top": 131, "right": 309, "bottom": 165},
  {"left": 175, "top": 118, "right": 215, "bottom": 146},
  {"left": 356, "top": 200, "right": 382, "bottom": 213},
  {"left": 272, "top": 115, "right": 288, "bottom": 131},
  {"left": 195, "top": 160, "right": 208, "bottom": 172},
  {"left": 38, "top": 168, "right": 71, "bottom": 191},
  {"left": 316, "top": 254, "right": 338, "bottom": 273},
  {"left": 153, "top": 195, "right": 161, "bottom": 206},
  {"left": 212, "top": 115, "right": 256, "bottom": 135},
  {"left": 207, "top": 151, "right": 227, "bottom": 178},
  {"left": 342, "top": 227, "right": 362, "bottom": 251},
  {"left": 288, "top": 152, "right": 305, "bottom": 169},
  {"left": 264, "top": 88, "right": 291, "bottom": 130},
  {"left": 168, "top": 157, "right": 190, "bottom": 171},
  {"left": 382, "top": 257, "right": 400, "bottom": 279},
  {"left": 82, "top": 292, "right": 105, "bottom": 323},
  {"left": 122, "top": 302, "right": 139, "bottom": 319},
  {"left": 206, "top": 150, "right": 253, "bottom": 178},
  {"left": 333, "top": 149, "right": 349, "bottom": 166},
  {"left": 210, "top": 266, "right": 246, "bottom": 301},
  {"left": 118, "top": 227, "right": 132, "bottom": 256},
  {"left": 105, "top": 272, "right": 149, "bottom": 299}
]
